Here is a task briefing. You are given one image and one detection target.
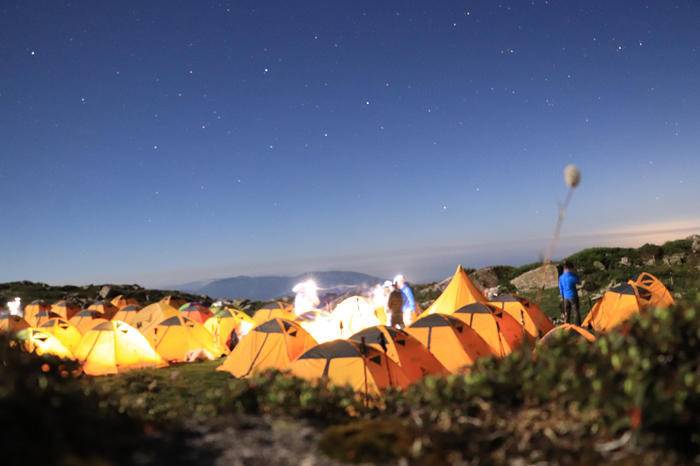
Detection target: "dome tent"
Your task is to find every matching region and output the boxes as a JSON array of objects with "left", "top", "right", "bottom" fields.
[
  {"left": 290, "top": 339, "right": 412, "bottom": 397},
  {"left": 349, "top": 325, "right": 448, "bottom": 381},
  {"left": 406, "top": 314, "right": 493, "bottom": 373},
  {"left": 73, "top": 320, "right": 166, "bottom": 376},
  {"left": 218, "top": 318, "right": 316, "bottom": 378}
]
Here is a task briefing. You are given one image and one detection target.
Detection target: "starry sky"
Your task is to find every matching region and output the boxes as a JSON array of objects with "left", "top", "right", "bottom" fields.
[{"left": 2, "top": 1, "right": 699, "bottom": 286}]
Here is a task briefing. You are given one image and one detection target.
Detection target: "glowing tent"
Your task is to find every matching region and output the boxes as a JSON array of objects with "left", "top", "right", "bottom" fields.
[
  {"left": 70, "top": 310, "right": 109, "bottom": 334},
  {"left": 419, "top": 265, "right": 487, "bottom": 318},
  {"left": 582, "top": 282, "right": 649, "bottom": 332},
  {"left": 88, "top": 301, "right": 119, "bottom": 320},
  {"left": 289, "top": 339, "right": 412, "bottom": 396},
  {"left": 160, "top": 296, "right": 188, "bottom": 309},
  {"left": 406, "top": 314, "right": 493, "bottom": 373},
  {"left": 539, "top": 324, "right": 596, "bottom": 345},
  {"left": 218, "top": 318, "right": 316, "bottom": 378},
  {"left": 489, "top": 294, "right": 554, "bottom": 338},
  {"left": 297, "top": 310, "right": 343, "bottom": 344},
  {"left": 0, "top": 315, "right": 30, "bottom": 333},
  {"left": 39, "top": 318, "right": 82, "bottom": 353},
  {"left": 131, "top": 302, "right": 180, "bottom": 329},
  {"left": 111, "top": 295, "right": 140, "bottom": 309},
  {"left": 15, "top": 328, "right": 74, "bottom": 360},
  {"left": 23, "top": 300, "right": 52, "bottom": 326},
  {"left": 332, "top": 296, "right": 381, "bottom": 339},
  {"left": 51, "top": 300, "right": 81, "bottom": 320},
  {"left": 111, "top": 305, "right": 142, "bottom": 325},
  {"left": 141, "top": 314, "right": 225, "bottom": 362},
  {"left": 349, "top": 326, "right": 448, "bottom": 381},
  {"left": 73, "top": 321, "right": 166, "bottom": 375},
  {"left": 178, "top": 302, "right": 214, "bottom": 324},
  {"left": 252, "top": 302, "right": 295, "bottom": 325},
  {"left": 452, "top": 302, "right": 525, "bottom": 356},
  {"left": 633, "top": 272, "right": 675, "bottom": 309}
]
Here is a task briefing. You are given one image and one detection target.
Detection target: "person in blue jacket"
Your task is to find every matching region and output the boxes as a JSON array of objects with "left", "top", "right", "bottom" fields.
[
  {"left": 394, "top": 275, "right": 416, "bottom": 326},
  {"left": 558, "top": 261, "right": 581, "bottom": 325}
]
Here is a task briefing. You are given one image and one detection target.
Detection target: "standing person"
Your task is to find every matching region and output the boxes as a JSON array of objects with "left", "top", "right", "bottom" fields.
[
  {"left": 387, "top": 283, "right": 405, "bottom": 329},
  {"left": 558, "top": 261, "right": 581, "bottom": 325},
  {"left": 394, "top": 275, "right": 416, "bottom": 326}
]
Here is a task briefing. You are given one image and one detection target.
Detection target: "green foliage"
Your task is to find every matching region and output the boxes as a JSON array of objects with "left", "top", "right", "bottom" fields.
[{"left": 0, "top": 335, "right": 150, "bottom": 465}]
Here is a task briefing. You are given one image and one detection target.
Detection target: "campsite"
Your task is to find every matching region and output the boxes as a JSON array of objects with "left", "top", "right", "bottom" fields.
[
  {"left": 2, "top": 237, "right": 700, "bottom": 465},
  {"left": 4, "top": 1, "right": 700, "bottom": 465}
]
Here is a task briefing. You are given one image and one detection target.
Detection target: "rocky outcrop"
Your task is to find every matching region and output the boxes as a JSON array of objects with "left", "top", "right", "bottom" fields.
[
  {"left": 690, "top": 235, "right": 700, "bottom": 254},
  {"left": 593, "top": 261, "right": 606, "bottom": 271},
  {"left": 663, "top": 253, "right": 685, "bottom": 266},
  {"left": 469, "top": 267, "right": 499, "bottom": 290},
  {"left": 510, "top": 264, "right": 559, "bottom": 291}
]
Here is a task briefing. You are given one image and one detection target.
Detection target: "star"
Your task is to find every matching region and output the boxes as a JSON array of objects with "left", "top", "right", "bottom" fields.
[{"left": 30, "top": 50, "right": 36, "bottom": 56}]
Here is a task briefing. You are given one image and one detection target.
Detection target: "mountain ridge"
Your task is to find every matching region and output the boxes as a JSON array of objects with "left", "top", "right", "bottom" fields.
[{"left": 173, "top": 270, "right": 384, "bottom": 300}]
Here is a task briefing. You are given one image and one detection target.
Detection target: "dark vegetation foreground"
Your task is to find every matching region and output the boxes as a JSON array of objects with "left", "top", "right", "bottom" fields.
[{"left": 2, "top": 300, "right": 700, "bottom": 466}]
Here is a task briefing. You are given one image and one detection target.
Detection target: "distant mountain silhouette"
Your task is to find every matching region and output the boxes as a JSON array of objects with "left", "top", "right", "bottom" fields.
[{"left": 173, "top": 271, "right": 384, "bottom": 300}]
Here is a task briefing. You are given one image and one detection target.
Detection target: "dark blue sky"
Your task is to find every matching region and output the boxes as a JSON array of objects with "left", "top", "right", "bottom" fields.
[{"left": 2, "top": 1, "right": 699, "bottom": 286}]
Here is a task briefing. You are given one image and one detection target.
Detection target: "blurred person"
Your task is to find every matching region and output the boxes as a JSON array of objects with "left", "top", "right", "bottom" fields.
[
  {"left": 293, "top": 280, "right": 320, "bottom": 316},
  {"left": 394, "top": 275, "right": 416, "bottom": 326},
  {"left": 387, "top": 283, "right": 405, "bottom": 328},
  {"left": 558, "top": 261, "right": 581, "bottom": 325}
]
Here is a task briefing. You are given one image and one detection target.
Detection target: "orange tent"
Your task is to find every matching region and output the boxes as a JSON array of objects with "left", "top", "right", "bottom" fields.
[
  {"left": 252, "top": 302, "right": 295, "bottom": 325},
  {"left": 539, "top": 324, "right": 596, "bottom": 345},
  {"left": 23, "top": 300, "right": 52, "bottom": 326},
  {"left": 582, "top": 283, "right": 647, "bottom": 332},
  {"left": 39, "top": 318, "right": 83, "bottom": 353},
  {"left": 633, "top": 272, "right": 674, "bottom": 309},
  {"left": 0, "top": 315, "right": 30, "bottom": 333},
  {"left": 218, "top": 318, "right": 316, "bottom": 377},
  {"left": 141, "top": 314, "right": 226, "bottom": 362},
  {"left": 69, "top": 310, "right": 109, "bottom": 334},
  {"left": 131, "top": 302, "right": 180, "bottom": 329},
  {"left": 349, "top": 326, "right": 448, "bottom": 381},
  {"left": 111, "top": 305, "right": 142, "bottom": 325},
  {"left": 110, "top": 295, "right": 140, "bottom": 309},
  {"left": 489, "top": 294, "right": 554, "bottom": 339},
  {"left": 88, "top": 301, "right": 119, "bottom": 320},
  {"left": 406, "top": 314, "right": 493, "bottom": 373},
  {"left": 51, "top": 300, "right": 81, "bottom": 320},
  {"left": 160, "top": 296, "right": 188, "bottom": 309},
  {"left": 289, "top": 339, "right": 412, "bottom": 396},
  {"left": 452, "top": 302, "right": 525, "bottom": 356},
  {"left": 27, "top": 309, "right": 62, "bottom": 327},
  {"left": 419, "top": 265, "right": 486, "bottom": 319}
]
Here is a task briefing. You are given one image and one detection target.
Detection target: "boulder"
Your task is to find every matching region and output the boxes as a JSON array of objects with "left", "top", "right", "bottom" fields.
[
  {"left": 663, "top": 253, "right": 685, "bottom": 266},
  {"left": 593, "top": 261, "right": 606, "bottom": 271},
  {"left": 643, "top": 257, "right": 656, "bottom": 266},
  {"left": 510, "top": 264, "right": 559, "bottom": 291},
  {"left": 619, "top": 257, "right": 631, "bottom": 267},
  {"left": 691, "top": 235, "right": 700, "bottom": 254},
  {"left": 98, "top": 285, "right": 111, "bottom": 299},
  {"left": 469, "top": 267, "right": 500, "bottom": 289}
]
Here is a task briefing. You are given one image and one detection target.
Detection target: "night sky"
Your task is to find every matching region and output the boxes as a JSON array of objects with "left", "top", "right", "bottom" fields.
[{"left": 2, "top": 1, "right": 699, "bottom": 286}]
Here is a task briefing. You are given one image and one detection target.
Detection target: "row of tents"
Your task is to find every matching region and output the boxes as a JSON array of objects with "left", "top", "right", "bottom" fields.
[
  {"left": 0, "top": 296, "right": 261, "bottom": 375},
  {"left": 215, "top": 268, "right": 675, "bottom": 396},
  {"left": 0, "top": 269, "right": 674, "bottom": 392}
]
